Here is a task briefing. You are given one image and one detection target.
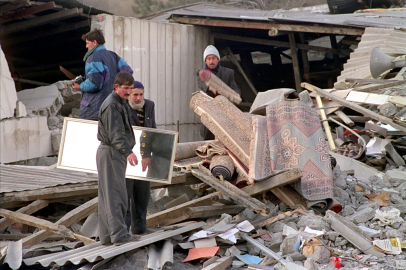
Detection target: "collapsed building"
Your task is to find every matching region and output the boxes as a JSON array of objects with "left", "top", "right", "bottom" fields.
[{"left": 1, "top": 1, "right": 406, "bottom": 269}]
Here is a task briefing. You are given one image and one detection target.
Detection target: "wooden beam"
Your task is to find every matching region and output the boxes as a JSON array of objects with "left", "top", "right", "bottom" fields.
[
  {"left": 223, "top": 47, "right": 258, "bottom": 95},
  {"left": 315, "top": 94, "right": 336, "bottom": 150},
  {"left": 185, "top": 205, "right": 245, "bottom": 219},
  {"left": 0, "top": 8, "right": 83, "bottom": 36},
  {"left": 299, "top": 33, "right": 310, "bottom": 82},
  {"left": 254, "top": 209, "right": 309, "bottom": 228},
  {"left": 146, "top": 192, "right": 221, "bottom": 228},
  {"left": 0, "top": 208, "right": 95, "bottom": 243},
  {"left": 172, "top": 16, "right": 364, "bottom": 36},
  {"left": 350, "top": 80, "right": 406, "bottom": 92},
  {"left": 288, "top": 33, "right": 302, "bottom": 93},
  {"left": 334, "top": 111, "right": 354, "bottom": 127},
  {"left": 202, "top": 256, "right": 232, "bottom": 270},
  {"left": 0, "top": 182, "right": 98, "bottom": 209},
  {"left": 0, "top": 0, "right": 30, "bottom": 13},
  {"left": 192, "top": 166, "right": 269, "bottom": 215},
  {"left": 301, "top": 82, "right": 406, "bottom": 133},
  {"left": 0, "top": 2, "right": 56, "bottom": 23},
  {"left": 22, "top": 197, "right": 98, "bottom": 247},
  {"left": 329, "top": 115, "right": 371, "bottom": 123},
  {"left": 270, "top": 185, "right": 308, "bottom": 209},
  {"left": 214, "top": 33, "right": 340, "bottom": 55},
  {"left": 0, "top": 200, "right": 49, "bottom": 230},
  {"left": 1, "top": 20, "right": 89, "bottom": 46},
  {"left": 241, "top": 169, "right": 301, "bottom": 196}
]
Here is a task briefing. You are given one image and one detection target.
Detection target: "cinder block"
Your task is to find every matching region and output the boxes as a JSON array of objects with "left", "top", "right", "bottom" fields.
[
  {"left": 17, "top": 85, "right": 65, "bottom": 117},
  {"left": 0, "top": 116, "right": 53, "bottom": 163}
]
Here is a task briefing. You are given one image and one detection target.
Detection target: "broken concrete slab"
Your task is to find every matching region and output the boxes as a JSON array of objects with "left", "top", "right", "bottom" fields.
[
  {"left": 0, "top": 116, "right": 53, "bottom": 163},
  {"left": 349, "top": 207, "right": 376, "bottom": 224},
  {"left": 385, "top": 170, "right": 406, "bottom": 183},
  {"left": 15, "top": 101, "right": 27, "bottom": 118},
  {"left": 17, "top": 84, "right": 64, "bottom": 117},
  {"left": 330, "top": 151, "right": 382, "bottom": 180}
]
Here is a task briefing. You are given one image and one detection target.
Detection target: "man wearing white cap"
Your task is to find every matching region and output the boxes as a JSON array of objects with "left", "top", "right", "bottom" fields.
[
  {"left": 197, "top": 45, "right": 241, "bottom": 96},
  {"left": 197, "top": 45, "right": 241, "bottom": 139}
]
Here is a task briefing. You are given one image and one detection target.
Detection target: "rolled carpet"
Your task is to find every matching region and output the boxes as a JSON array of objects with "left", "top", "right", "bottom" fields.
[{"left": 209, "top": 155, "right": 235, "bottom": 181}]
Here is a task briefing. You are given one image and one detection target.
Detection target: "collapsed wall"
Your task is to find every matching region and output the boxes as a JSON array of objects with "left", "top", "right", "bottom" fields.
[{"left": 0, "top": 45, "right": 54, "bottom": 164}]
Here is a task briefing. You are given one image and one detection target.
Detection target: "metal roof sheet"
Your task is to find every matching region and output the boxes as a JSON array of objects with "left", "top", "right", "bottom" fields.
[
  {"left": 23, "top": 222, "right": 205, "bottom": 267},
  {"left": 163, "top": 4, "right": 406, "bottom": 29},
  {"left": 0, "top": 165, "right": 97, "bottom": 194}
]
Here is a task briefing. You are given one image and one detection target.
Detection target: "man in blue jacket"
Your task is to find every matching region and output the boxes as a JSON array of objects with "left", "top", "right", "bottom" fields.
[{"left": 72, "top": 29, "right": 133, "bottom": 120}]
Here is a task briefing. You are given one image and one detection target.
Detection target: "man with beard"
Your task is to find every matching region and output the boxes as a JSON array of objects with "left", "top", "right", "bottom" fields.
[
  {"left": 125, "top": 81, "right": 157, "bottom": 235},
  {"left": 72, "top": 29, "right": 133, "bottom": 120},
  {"left": 197, "top": 45, "right": 241, "bottom": 139},
  {"left": 96, "top": 71, "right": 139, "bottom": 246}
]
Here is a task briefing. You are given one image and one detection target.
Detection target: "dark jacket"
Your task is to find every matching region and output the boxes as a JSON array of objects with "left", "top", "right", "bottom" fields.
[
  {"left": 97, "top": 91, "right": 135, "bottom": 157},
  {"left": 197, "top": 65, "right": 241, "bottom": 96},
  {"left": 80, "top": 45, "right": 133, "bottom": 120},
  {"left": 127, "top": 99, "right": 156, "bottom": 128}
]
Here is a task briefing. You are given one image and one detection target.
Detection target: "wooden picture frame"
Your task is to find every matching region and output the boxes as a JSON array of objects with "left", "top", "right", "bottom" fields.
[{"left": 57, "top": 117, "right": 178, "bottom": 184}]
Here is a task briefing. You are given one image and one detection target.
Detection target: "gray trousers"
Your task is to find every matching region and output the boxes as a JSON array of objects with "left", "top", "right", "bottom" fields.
[
  {"left": 125, "top": 179, "right": 150, "bottom": 234},
  {"left": 96, "top": 144, "right": 129, "bottom": 244}
]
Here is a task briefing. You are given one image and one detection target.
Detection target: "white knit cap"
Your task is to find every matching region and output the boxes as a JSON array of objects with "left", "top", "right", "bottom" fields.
[{"left": 203, "top": 45, "right": 220, "bottom": 62}]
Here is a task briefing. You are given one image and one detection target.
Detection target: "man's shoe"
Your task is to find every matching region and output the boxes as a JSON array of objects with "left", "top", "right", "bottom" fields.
[
  {"left": 114, "top": 234, "right": 140, "bottom": 246},
  {"left": 132, "top": 228, "right": 156, "bottom": 235}
]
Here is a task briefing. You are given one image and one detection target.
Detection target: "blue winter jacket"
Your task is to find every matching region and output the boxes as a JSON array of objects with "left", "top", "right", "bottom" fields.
[{"left": 79, "top": 45, "right": 133, "bottom": 120}]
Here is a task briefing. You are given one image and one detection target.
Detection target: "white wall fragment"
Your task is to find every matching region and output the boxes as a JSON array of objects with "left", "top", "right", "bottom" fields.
[
  {"left": 0, "top": 116, "right": 53, "bottom": 163},
  {"left": 0, "top": 45, "right": 18, "bottom": 120}
]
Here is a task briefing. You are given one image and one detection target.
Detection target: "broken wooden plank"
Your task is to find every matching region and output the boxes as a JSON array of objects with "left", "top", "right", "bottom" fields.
[
  {"left": 270, "top": 185, "right": 308, "bottom": 209},
  {"left": 147, "top": 192, "right": 222, "bottom": 228},
  {"left": 0, "top": 182, "right": 98, "bottom": 209},
  {"left": 301, "top": 82, "right": 406, "bottom": 133},
  {"left": 164, "top": 194, "right": 190, "bottom": 209},
  {"left": 241, "top": 169, "right": 301, "bottom": 196},
  {"left": 334, "top": 111, "right": 354, "bottom": 127},
  {"left": 315, "top": 94, "right": 335, "bottom": 150},
  {"left": 0, "top": 200, "right": 48, "bottom": 230},
  {"left": 192, "top": 166, "right": 269, "bottom": 216},
  {"left": 254, "top": 209, "right": 309, "bottom": 228},
  {"left": 351, "top": 80, "right": 406, "bottom": 92},
  {"left": 184, "top": 205, "right": 245, "bottom": 219},
  {"left": 0, "top": 209, "right": 95, "bottom": 243},
  {"left": 22, "top": 197, "right": 98, "bottom": 247}
]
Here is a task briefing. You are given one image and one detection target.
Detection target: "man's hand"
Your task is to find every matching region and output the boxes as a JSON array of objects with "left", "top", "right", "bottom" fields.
[
  {"left": 71, "top": 81, "right": 81, "bottom": 91},
  {"left": 141, "top": 157, "right": 151, "bottom": 172},
  {"left": 208, "top": 87, "right": 217, "bottom": 95},
  {"left": 127, "top": 153, "right": 138, "bottom": 166}
]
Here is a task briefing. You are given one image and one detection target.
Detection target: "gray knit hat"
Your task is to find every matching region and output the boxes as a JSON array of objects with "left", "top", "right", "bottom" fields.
[{"left": 203, "top": 45, "right": 220, "bottom": 62}]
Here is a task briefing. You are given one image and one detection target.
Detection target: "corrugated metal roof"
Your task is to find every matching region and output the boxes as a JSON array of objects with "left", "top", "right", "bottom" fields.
[
  {"left": 336, "top": 27, "right": 406, "bottom": 84},
  {"left": 159, "top": 3, "right": 406, "bottom": 29},
  {"left": 0, "top": 165, "right": 97, "bottom": 194},
  {"left": 23, "top": 222, "right": 205, "bottom": 267}
]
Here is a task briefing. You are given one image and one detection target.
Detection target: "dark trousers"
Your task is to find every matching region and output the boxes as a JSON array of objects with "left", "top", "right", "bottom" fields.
[
  {"left": 96, "top": 145, "right": 129, "bottom": 244},
  {"left": 125, "top": 179, "right": 150, "bottom": 234}
]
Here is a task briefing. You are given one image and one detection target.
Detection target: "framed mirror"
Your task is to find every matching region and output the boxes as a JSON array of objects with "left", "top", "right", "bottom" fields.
[{"left": 57, "top": 117, "right": 178, "bottom": 184}]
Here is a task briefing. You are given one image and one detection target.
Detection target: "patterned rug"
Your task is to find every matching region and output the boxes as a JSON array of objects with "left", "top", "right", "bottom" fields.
[
  {"left": 210, "top": 155, "right": 235, "bottom": 181},
  {"left": 196, "top": 140, "right": 228, "bottom": 158},
  {"left": 196, "top": 96, "right": 252, "bottom": 168},
  {"left": 190, "top": 91, "right": 213, "bottom": 115},
  {"left": 266, "top": 101, "right": 334, "bottom": 212},
  {"left": 174, "top": 156, "right": 204, "bottom": 169}
]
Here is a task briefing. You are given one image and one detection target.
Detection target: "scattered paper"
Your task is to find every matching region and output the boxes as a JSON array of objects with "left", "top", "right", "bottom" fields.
[
  {"left": 304, "top": 227, "right": 324, "bottom": 237},
  {"left": 188, "top": 230, "right": 215, "bottom": 242},
  {"left": 372, "top": 238, "right": 402, "bottom": 255},
  {"left": 218, "top": 228, "right": 239, "bottom": 244},
  {"left": 365, "top": 137, "right": 390, "bottom": 157},
  {"left": 237, "top": 220, "right": 255, "bottom": 232},
  {"left": 374, "top": 209, "right": 404, "bottom": 226},
  {"left": 282, "top": 225, "right": 298, "bottom": 236},
  {"left": 182, "top": 247, "right": 220, "bottom": 262},
  {"left": 234, "top": 253, "right": 263, "bottom": 265}
]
